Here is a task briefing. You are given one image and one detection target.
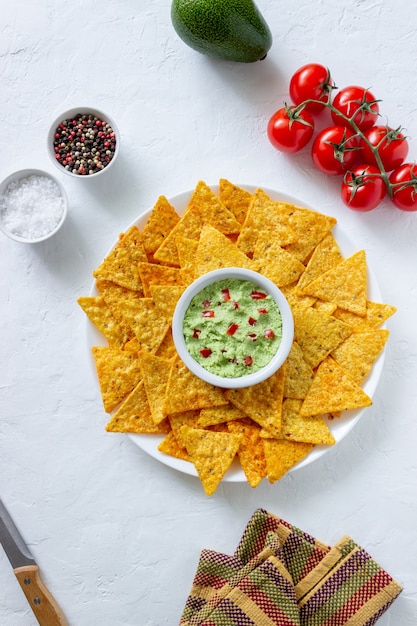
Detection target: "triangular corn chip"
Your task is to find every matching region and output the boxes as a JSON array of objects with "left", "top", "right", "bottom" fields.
[
  {"left": 263, "top": 438, "right": 314, "bottom": 483},
  {"left": 300, "top": 357, "right": 372, "bottom": 416},
  {"left": 195, "top": 224, "right": 255, "bottom": 277},
  {"left": 300, "top": 250, "right": 368, "bottom": 316},
  {"left": 92, "top": 346, "right": 142, "bottom": 413},
  {"left": 105, "top": 380, "right": 170, "bottom": 434},
  {"left": 218, "top": 178, "right": 252, "bottom": 224},
  {"left": 180, "top": 425, "right": 242, "bottom": 495},
  {"left": 187, "top": 180, "right": 241, "bottom": 234},
  {"left": 93, "top": 226, "right": 147, "bottom": 290},
  {"left": 77, "top": 296, "right": 129, "bottom": 347},
  {"left": 331, "top": 329, "right": 389, "bottom": 383},
  {"left": 225, "top": 366, "right": 285, "bottom": 438},
  {"left": 141, "top": 195, "right": 180, "bottom": 256},
  {"left": 163, "top": 357, "right": 228, "bottom": 416},
  {"left": 281, "top": 398, "right": 335, "bottom": 445}
]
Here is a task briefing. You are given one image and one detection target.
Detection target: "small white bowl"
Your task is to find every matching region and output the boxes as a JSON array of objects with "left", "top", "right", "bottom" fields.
[
  {"left": 0, "top": 169, "right": 68, "bottom": 243},
  {"left": 172, "top": 268, "right": 294, "bottom": 389},
  {"left": 47, "top": 106, "right": 120, "bottom": 178}
]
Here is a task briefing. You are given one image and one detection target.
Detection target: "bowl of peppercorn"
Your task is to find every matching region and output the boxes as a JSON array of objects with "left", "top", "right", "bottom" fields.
[{"left": 47, "top": 107, "right": 120, "bottom": 178}]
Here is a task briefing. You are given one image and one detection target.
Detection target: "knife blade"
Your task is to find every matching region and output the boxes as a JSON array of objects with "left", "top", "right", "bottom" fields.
[{"left": 0, "top": 497, "right": 68, "bottom": 626}]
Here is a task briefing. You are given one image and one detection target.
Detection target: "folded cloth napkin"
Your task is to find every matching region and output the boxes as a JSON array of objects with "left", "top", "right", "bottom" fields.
[{"left": 180, "top": 509, "right": 402, "bottom": 626}]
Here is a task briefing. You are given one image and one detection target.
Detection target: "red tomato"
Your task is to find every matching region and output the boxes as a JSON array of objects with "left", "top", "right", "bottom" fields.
[
  {"left": 359, "top": 125, "right": 408, "bottom": 172},
  {"left": 289, "top": 63, "right": 334, "bottom": 113},
  {"left": 341, "top": 164, "right": 386, "bottom": 211},
  {"left": 331, "top": 86, "right": 379, "bottom": 132},
  {"left": 267, "top": 106, "right": 314, "bottom": 153},
  {"left": 311, "top": 125, "right": 358, "bottom": 175},
  {"left": 389, "top": 163, "right": 417, "bottom": 211}
]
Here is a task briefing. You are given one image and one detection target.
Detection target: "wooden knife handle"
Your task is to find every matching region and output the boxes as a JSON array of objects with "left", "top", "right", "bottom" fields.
[{"left": 14, "top": 565, "right": 68, "bottom": 626}]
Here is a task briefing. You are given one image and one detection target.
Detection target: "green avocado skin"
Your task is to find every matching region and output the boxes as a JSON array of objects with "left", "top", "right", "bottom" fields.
[{"left": 171, "top": 0, "right": 273, "bottom": 63}]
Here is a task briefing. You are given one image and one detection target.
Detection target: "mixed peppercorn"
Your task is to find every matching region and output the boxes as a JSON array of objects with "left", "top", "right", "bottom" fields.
[{"left": 53, "top": 113, "right": 117, "bottom": 175}]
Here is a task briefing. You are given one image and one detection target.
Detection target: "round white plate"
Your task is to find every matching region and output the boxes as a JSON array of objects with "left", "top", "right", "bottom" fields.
[{"left": 87, "top": 185, "right": 385, "bottom": 483}]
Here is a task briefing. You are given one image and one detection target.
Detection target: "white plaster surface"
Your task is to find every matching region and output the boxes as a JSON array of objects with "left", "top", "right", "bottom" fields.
[{"left": 1, "top": 1, "right": 417, "bottom": 624}]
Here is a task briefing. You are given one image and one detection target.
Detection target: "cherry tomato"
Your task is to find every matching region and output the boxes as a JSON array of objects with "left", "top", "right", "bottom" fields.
[
  {"left": 311, "top": 125, "right": 358, "bottom": 175},
  {"left": 267, "top": 105, "right": 314, "bottom": 153},
  {"left": 289, "top": 63, "right": 335, "bottom": 113},
  {"left": 341, "top": 164, "right": 386, "bottom": 211},
  {"left": 359, "top": 125, "right": 408, "bottom": 172},
  {"left": 331, "top": 86, "right": 379, "bottom": 132},
  {"left": 389, "top": 163, "right": 417, "bottom": 211}
]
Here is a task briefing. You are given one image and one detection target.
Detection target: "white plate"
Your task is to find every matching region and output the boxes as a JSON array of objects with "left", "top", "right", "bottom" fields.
[{"left": 87, "top": 185, "right": 385, "bottom": 483}]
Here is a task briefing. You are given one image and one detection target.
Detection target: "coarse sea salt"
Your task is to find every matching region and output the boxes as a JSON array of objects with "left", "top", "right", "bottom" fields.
[{"left": 0, "top": 174, "right": 65, "bottom": 240}]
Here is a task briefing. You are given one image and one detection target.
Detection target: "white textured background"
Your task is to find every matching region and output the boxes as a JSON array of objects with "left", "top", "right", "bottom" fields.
[{"left": 1, "top": 1, "right": 417, "bottom": 624}]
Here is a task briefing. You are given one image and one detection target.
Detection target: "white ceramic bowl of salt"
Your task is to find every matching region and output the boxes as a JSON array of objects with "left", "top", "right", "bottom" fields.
[{"left": 0, "top": 169, "right": 68, "bottom": 243}]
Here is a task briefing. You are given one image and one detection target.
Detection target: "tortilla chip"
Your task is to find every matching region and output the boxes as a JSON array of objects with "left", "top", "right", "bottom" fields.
[
  {"left": 253, "top": 234, "right": 306, "bottom": 287},
  {"left": 155, "top": 328, "right": 177, "bottom": 360},
  {"left": 168, "top": 411, "right": 200, "bottom": 447},
  {"left": 283, "top": 205, "right": 337, "bottom": 263},
  {"left": 280, "top": 282, "right": 316, "bottom": 310},
  {"left": 218, "top": 179, "right": 252, "bottom": 224},
  {"left": 163, "top": 357, "right": 228, "bottom": 416},
  {"left": 93, "top": 226, "right": 147, "bottom": 290},
  {"left": 77, "top": 296, "right": 129, "bottom": 347},
  {"left": 175, "top": 236, "right": 199, "bottom": 285},
  {"left": 187, "top": 180, "right": 241, "bottom": 235},
  {"left": 153, "top": 209, "right": 203, "bottom": 266},
  {"left": 105, "top": 380, "right": 170, "bottom": 434},
  {"left": 150, "top": 284, "right": 184, "bottom": 320},
  {"left": 158, "top": 430, "right": 191, "bottom": 461},
  {"left": 225, "top": 366, "right": 285, "bottom": 438},
  {"left": 228, "top": 418, "right": 267, "bottom": 487},
  {"left": 197, "top": 404, "right": 246, "bottom": 427},
  {"left": 293, "top": 305, "right": 352, "bottom": 369},
  {"left": 122, "top": 337, "right": 140, "bottom": 353},
  {"left": 195, "top": 224, "right": 255, "bottom": 277},
  {"left": 283, "top": 342, "right": 314, "bottom": 399},
  {"left": 141, "top": 195, "right": 180, "bottom": 256},
  {"left": 95, "top": 280, "right": 142, "bottom": 339},
  {"left": 333, "top": 301, "right": 397, "bottom": 331},
  {"left": 281, "top": 398, "right": 335, "bottom": 445},
  {"left": 236, "top": 189, "right": 297, "bottom": 256},
  {"left": 138, "top": 262, "right": 183, "bottom": 297},
  {"left": 180, "top": 425, "right": 242, "bottom": 495},
  {"left": 101, "top": 296, "right": 169, "bottom": 354},
  {"left": 331, "top": 329, "right": 389, "bottom": 384},
  {"left": 263, "top": 438, "right": 314, "bottom": 483},
  {"left": 300, "top": 356, "right": 372, "bottom": 416},
  {"left": 139, "top": 351, "right": 174, "bottom": 424},
  {"left": 313, "top": 301, "right": 338, "bottom": 315},
  {"left": 300, "top": 250, "right": 368, "bottom": 316},
  {"left": 92, "top": 346, "right": 142, "bottom": 413},
  {"left": 296, "top": 232, "right": 343, "bottom": 292}
]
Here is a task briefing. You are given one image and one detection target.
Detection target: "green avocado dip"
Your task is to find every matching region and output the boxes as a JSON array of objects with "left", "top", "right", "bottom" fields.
[{"left": 183, "top": 278, "right": 282, "bottom": 378}]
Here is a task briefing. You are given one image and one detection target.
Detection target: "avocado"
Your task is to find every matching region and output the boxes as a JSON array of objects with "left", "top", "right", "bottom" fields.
[{"left": 171, "top": 0, "right": 273, "bottom": 63}]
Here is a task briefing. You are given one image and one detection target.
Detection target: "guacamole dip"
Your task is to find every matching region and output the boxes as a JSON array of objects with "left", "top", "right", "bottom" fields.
[{"left": 183, "top": 278, "right": 282, "bottom": 378}]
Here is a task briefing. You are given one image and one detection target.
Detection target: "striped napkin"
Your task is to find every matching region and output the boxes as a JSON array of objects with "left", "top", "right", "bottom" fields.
[{"left": 180, "top": 509, "right": 402, "bottom": 626}]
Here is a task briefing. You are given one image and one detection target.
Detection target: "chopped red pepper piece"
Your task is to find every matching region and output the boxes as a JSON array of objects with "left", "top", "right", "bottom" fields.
[
  {"left": 200, "top": 348, "right": 212, "bottom": 358},
  {"left": 193, "top": 328, "right": 201, "bottom": 339},
  {"left": 248, "top": 317, "right": 257, "bottom": 326},
  {"left": 244, "top": 355, "right": 254, "bottom": 366},
  {"left": 202, "top": 299, "right": 212, "bottom": 308},
  {"left": 202, "top": 310, "right": 215, "bottom": 318},
  {"left": 221, "top": 288, "right": 231, "bottom": 301},
  {"left": 250, "top": 291, "right": 267, "bottom": 300},
  {"left": 258, "top": 307, "right": 268, "bottom": 315},
  {"left": 226, "top": 323, "right": 239, "bottom": 336},
  {"left": 233, "top": 301, "right": 239, "bottom": 310},
  {"left": 264, "top": 329, "right": 275, "bottom": 339},
  {"left": 247, "top": 333, "right": 257, "bottom": 342}
]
